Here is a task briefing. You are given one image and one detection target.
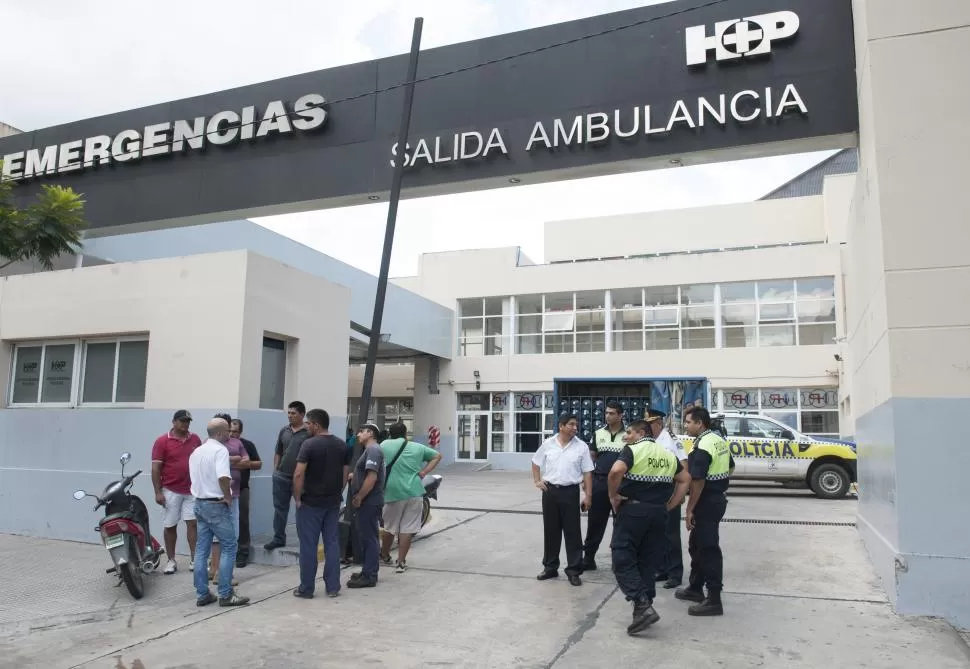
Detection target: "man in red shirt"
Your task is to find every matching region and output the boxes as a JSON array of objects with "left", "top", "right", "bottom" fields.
[{"left": 152, "top": 410, "right": 203, "bottom": 574}]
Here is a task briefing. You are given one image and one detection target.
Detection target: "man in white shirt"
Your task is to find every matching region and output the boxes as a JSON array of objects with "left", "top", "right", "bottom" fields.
[
  {"left": 189, "top": 417, "right": 250, "bottom": 608},
  {"left": 644, "top": 409, "right": 688, "bottom": 589},
  {"left": 531, "top": 413, "right": 594, "bottom": 586}
]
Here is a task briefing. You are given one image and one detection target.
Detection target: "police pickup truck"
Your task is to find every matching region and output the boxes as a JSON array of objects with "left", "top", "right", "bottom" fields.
[{"left": 678, "top": 412, "right": 857, "bottom": 499}]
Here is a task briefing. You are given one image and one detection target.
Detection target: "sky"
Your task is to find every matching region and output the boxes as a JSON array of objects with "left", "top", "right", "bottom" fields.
[{"left": 0, "top": 0, "right": 835, "bottom": 278}]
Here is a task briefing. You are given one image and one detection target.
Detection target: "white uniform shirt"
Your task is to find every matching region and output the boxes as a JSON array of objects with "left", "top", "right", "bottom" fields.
[
  {"left": 656, "top": 429, "right": 687, "bottom": 462},
  {"left": 532, "top": 435, "right": 595, "bottom": 485},
  {"left": 189, "top": 438, "right": 231, "bottom": 499}
]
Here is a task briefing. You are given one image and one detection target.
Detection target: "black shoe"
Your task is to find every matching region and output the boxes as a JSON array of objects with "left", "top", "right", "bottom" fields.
[
  {"left": 196, "top": 592, "right": 217, "bottom": 607},
  {"left": 655, "top": 572, "right": 669, "bottom": 582},
  {"left": 236, "top": 557, "right": 248, "bottom": 569},
  {"left": 347, "top": 576, "right": 377, "bottom": 588},
  {"left": 292, "top": 587, "right": 313, "bottom": 599},
  {"left": 627, "top": 598, "right": 660, "bottom": 634},
  {"left": 675, "top": 586, "right": 705, "bottom": 603},
  {"left": 663, "top": 578, "right": 681, "bottom": 589},
  {"left": 689, "top": 594, "right": 724, "bottom": 616},
  {"left": 263, "top": 539, "right": 284, "bottom": 550},
  {"left": 219, "top": 593, "right": 251, "bottom": 607},
  {"left": 581, "top": 559, "right": 598, "bottom": 571},
  {"left": 568, "top": 574, "right": 582, "bottom": 586},
  {"left": 536, "top": 570, "right": 559, "bottom": 581}
]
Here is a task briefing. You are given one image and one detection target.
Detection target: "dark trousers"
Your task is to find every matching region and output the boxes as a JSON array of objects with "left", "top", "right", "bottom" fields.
[
  {"left": 296, "top": 503, "right": 341, "bottom": 595},
  {"left": 272, "top": 472, "right": 293, "bottom": 544},
  {"left": 541, "top": 483, "right": 583, "bottom": 576},
  {"left": 582, "top": 477, "right": 613, "bottom": 562},
  {"left": 610, "top": 501, "right": 667, "bottom": 603},
  {"left": 687, "top": 494, "right": 727, "bottom": 593},
  {"left": 355, "top": 503, "right": 381, "bottom": 580},
  {"left": 657, "top": 503, "right": 684, "bottom": 581},
  {"left": 237, "top": 488, "right": 251, "bottom": 559}
]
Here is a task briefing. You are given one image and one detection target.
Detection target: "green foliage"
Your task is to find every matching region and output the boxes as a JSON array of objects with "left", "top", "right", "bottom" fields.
[{"left": 0, "top": 161, "right": 87, "bottom": 270}]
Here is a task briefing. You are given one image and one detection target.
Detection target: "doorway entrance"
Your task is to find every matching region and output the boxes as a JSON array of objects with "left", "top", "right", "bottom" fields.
[{"left": 457, "top": 412, "right": 489, "bottom": 461}]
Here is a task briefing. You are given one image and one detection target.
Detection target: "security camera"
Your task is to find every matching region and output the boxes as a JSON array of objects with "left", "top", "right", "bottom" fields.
[{"left": 834, "top": 354, "right": 843, "bottom": 362}]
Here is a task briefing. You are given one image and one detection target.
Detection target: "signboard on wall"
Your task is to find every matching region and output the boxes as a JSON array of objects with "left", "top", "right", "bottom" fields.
[{"left": 0, "top": 0, "right": 857, "bottom": 234}]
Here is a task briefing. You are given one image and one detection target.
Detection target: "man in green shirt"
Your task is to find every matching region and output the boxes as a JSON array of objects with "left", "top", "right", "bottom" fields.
[{"left": 379, "top": 421, "right": 442, "bottom": 573}]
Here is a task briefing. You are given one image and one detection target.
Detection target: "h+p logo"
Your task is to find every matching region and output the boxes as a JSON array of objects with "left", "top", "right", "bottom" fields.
[{"left": 685, "top": 11, "right": 800, "bottom": 66}]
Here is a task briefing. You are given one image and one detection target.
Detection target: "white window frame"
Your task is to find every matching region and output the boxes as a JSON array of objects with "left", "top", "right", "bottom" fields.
[
  {"left": 8, "top": 336, "right": 149, "bottom": 409},
  {"left": 79, "top": 336, "right": 150, "bottom": 408},
  {"left": 7, "top": 339, "right": 83, "bottom": 408}
]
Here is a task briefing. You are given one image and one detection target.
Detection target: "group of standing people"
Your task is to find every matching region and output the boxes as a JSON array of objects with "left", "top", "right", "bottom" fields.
[
  {"left": 531, "top": 403, "right": 733, "bottom": 635},
  {"left": 150, "top": 400, "right": 441, "bottom": 605},
  {"left": 151, "top": 410, "right": 262, "bottom": 606}
]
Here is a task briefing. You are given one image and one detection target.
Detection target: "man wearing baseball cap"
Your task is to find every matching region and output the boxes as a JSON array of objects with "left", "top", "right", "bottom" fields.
[{"left": 152, "top": 410, "right": 203, "bottom": 574}]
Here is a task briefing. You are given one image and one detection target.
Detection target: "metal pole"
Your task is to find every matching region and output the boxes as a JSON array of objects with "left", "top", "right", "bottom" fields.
[{"left": 356, "top": 17, "right": 424, "bottom": 451}]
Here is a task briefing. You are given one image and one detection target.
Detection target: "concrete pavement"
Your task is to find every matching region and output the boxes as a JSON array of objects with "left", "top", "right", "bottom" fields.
[{"left": 1, "top": 468, "right": 968, "bottom": 669}]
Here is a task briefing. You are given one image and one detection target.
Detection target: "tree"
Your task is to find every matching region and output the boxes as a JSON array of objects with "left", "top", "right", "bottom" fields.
[{"left": 0, "top": 160, "right": 87, "bottom": 271}]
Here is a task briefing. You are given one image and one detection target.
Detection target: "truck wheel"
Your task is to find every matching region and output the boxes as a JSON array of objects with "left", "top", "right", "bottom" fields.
[{"left": 809, "top": 463, "right": 850, "bottom": 499}]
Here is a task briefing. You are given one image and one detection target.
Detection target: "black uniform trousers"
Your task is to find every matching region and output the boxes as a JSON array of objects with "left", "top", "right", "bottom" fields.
[
  {"left": 582, "top": 475, "right": 613, "bottom": 562},
  {"left": 541, "top": 483, "right": 583, "bottom": 576},
  {"left": 610, "top": 501, "right": 667, "bottom": 603},
  {"left": 687, "top": 492, "right": 727, "bottom": 593},
  {"left": 657, "top": 502, "right": 684, "bottom": 581}
]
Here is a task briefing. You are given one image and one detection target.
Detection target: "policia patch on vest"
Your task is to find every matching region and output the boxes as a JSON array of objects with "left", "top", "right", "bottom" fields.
[
  {"left": 617, "top": 437, "right": 684, "bottom": 505},
  {"left": 686, "top": 430, "right": 734, "bottom": 496},
  {"left": 591, "top": 425, "right": 625, "bottom": 477}
]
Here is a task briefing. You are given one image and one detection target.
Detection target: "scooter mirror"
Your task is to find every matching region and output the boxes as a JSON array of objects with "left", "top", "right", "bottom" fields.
[
  {"left": 120, "top": 452, "right": 132, "bottom": 465},
  {"left": 73, "top": 490, "right": 86, "bottom": 500}
]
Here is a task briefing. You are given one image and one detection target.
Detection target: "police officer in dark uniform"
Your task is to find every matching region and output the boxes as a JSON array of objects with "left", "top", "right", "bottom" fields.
[
  {"left": 676, "top": 406, "right": 734, "bottom": 616},
  {"left": 608, "top": 420, "right": 691, "bottom": 635},
  {"left": 582, "top": 400, "right": 625, "bottom": 571}
]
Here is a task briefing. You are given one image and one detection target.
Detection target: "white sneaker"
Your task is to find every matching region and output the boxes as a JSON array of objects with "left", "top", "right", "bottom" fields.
[
  {"left": 163, "top": 559, "right": 178, "bottom": 575},
  {"left": 189, "top": 557, "right": 195, "bottom": 570}
]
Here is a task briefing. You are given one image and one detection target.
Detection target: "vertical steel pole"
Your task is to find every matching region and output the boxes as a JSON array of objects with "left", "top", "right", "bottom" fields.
[{"left": 356, "top": 17, "right": 424, "bottom": 453}]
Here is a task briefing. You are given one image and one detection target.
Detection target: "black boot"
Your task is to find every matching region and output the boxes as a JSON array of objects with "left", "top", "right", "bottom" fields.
[
  {"left": 688, "top": 589, "right": 724, "bottom": 616},
  {"left": 627, "top": 597, "right": 660, "bottom": 634},
  {"left": 674, "top": 585, "right": 705, "bottom": 603},
  {"left": 581, "top": 556, "right": 598, "bottom": 571}
]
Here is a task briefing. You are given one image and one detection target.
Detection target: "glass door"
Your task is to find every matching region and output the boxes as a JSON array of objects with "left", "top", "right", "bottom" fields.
[{"left": 457, "top": 412, "right": 489, "bottom": 461}]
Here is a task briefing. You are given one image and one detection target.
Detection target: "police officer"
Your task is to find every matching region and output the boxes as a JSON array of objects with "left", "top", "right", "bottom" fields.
[
  {"left": 643, "top": 409, "right": 688, "bottom": 589},
  {"left": 608, "top": 420, "right": 690, "bottom": 635},
  {"left": 676, "top": 406, "right": 734, "bottom": 616},
  {"left": 582, "top": 400, "right": 625, "bottom": 571}
]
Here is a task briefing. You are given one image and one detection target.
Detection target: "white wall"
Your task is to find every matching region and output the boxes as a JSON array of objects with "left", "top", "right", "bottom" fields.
[
  {"left": 347, "top": 363, "right": 415, "bottom": 398},
  {"left": 0, "top": 251, "right": 249, "bottom": 409},
  {"left": 544, "top": 197, "right": 826, "bottom": 262}
]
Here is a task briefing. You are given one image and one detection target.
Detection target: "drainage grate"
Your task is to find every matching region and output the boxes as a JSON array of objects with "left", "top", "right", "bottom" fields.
[{"left": 723, "top": 518, "right": 856, "bottom": 527}]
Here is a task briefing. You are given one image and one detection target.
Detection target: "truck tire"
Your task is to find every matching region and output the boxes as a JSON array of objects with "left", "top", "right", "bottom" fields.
[{"left": 809, "top": 463, "right": 851, "bottom": 499}]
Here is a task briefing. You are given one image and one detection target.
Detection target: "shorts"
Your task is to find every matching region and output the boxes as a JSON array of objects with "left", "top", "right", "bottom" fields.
[
  {"left": 382, "top": 497, "right": 424, "bottom": 535},
  {"left": 213, "top": 497, "right": 239, "bottom": 544},
  {"left": 162, "top": 488, "right": 195, "bottom": 527}
]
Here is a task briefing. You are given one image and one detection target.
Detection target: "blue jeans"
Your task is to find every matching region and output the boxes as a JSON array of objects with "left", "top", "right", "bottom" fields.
[
  {"left": 355, "top": 503, "right": 381, "bottom": 580},
  {"left": 194, "top": 500, "right": 237, "bottom": 599},
  {"left": 272, "top": 472, "right": 293, "bottom": 544},
  {"left": 296, "top": 503, "right": 341, "bottom": 595},
  {"left": 212, "top": 497, "right": 239, "bottom": 546}
]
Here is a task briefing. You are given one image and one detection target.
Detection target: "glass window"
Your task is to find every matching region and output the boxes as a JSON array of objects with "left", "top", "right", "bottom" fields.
[
  {"left": 116, "top": 341, "right": 148, "bottom": 402},
  {"left": 458, "top": 298, "right": 484, "bottom": 318},
  {"left": 259, "top": 337, "right": 286, "bottom": 410},
  {"left": 683, "top": 305, "right": 715, "bottom": 328},
  {"left": 799, "top": 323, "right": 837, "bottom": 346},
  {"left": 82, "top": 342, "right": 117, "bottom": 403},
  {"left": 10, "top": 346, "right": 42, "bottom": 404},
  {"left": 802, "top": 411, "right": 840, "bottom": 435},
  {"left": 722, "top": 303, "right": 756, "bottom": 327},
  {"left": 683, "top": 328, "right": 715, "bottom": 349},
  {"left": 746, "top": 417, "right": 790, "bottom": 439},
  {"left": 797, "top": 277, "right": 835, "bottom": 299},
  {"left": 759, "top": 324, "right": 795, "bottom": 347},
  {"left": 516, "top": 295, "right": 542, "bottom": 314},
  {"left": 797, "top": 299, "right": 836, "bottom": 322},
  {"left": 758, "top": 280, "right": 795, "bottom": 301},
  {"left": 646, "top": 329, "right": 680, "bottom": 350},
  {"left": 682, "top": 284, "right": 714, "bottom": 304},
  {"left": 40, "top": 344, "right": 75, "bottom": 403},
  {"left": 612, "top": 287, "right": 643, "bottom": 308},
  {"left": 723, "top": 326, "right": 757, "bottom": 348},
  {"left": 645, "top": 286, "right": 680, "bottom": 306},
  {"left": 458, "top": 393, "right": 489, "bottom": 411},
  {"left": 720, "top": 281, "right": 756, "bottom": 303},
  {"left": 615, "top": 330, "right": 643, "bottom": 352},
  {"left": 484, "top": 297, "right": 503, "bottom": 317},
  {"left": 722, "top": 416, "right": 742, "bottom": 437}
]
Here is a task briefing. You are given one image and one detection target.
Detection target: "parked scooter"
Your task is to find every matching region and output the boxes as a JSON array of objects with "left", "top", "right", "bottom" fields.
[{"left": 73, "top": 452, "right": 163, "bottom": 599}]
